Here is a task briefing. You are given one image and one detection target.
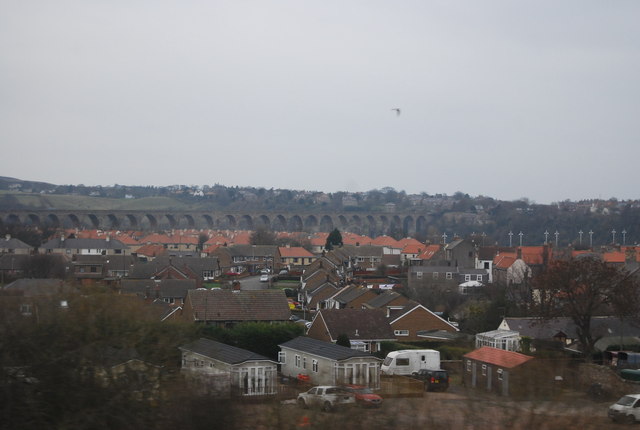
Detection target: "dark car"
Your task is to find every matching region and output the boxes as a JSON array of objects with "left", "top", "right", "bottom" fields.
[
  {"left": 341, "top": 385, "right": 383, "bottom": 408},
  {"left": 412, "top": 369, "right": 449, "bottom": 392}
]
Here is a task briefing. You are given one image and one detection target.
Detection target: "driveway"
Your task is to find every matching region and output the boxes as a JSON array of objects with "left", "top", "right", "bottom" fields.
[{"left": 239, "top": 274, "right": 271, "bottom": 290}]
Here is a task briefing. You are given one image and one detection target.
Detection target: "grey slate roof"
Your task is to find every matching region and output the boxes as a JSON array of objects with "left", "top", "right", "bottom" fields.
[
  {"left": 2, "top": 278, "right": 74, "bottom": 296},
  {"left": 186, "top": 289, "right": 290, "bottom": 322},
  {"left": 41, "top": 237, "right": 127, "bottom": 250},
  {"left": 315, "top": 309, "right": 396, "bottom": 341},
  {"left": 180, "top": 338, "right": 273, "bottom": 364},
  {"left": 0, "top": 254, "right": 30, "bottom": 270},
  {"left": 0, "top": 237, "right": 32, "bottom": 250},
  {"left": 121, "top": 279, "right": 196, "bottom": 298},
  {"left": 279, "top": 336, "right": 376, "bottom": 361},
  {"left": 502, "top": 316, "right": 640, "bottom": 340},
  {"left": 364, "top": 291, "right": 408, "bottom": 308},
  {"left": 331, "top": 285, "right": 368, "bottom": 304},
  {"left": 128, "top": 256, "right": 219, "bottom": 279}
]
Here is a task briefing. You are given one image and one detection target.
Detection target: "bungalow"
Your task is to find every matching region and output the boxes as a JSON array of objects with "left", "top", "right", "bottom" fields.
[
  {"left": 279, "top": 336, "right": 381, "bottom": 388},
  {"left": 180, "top": 338, "right": 278, "bottom": 397},
  {"left": 181, "top": 289, "right": 290, "bottom": 327}
]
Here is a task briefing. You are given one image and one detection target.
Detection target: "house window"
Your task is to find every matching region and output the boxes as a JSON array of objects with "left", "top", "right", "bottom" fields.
[
  {"left": 295, "top": 355, "right": 301, "bottom": 367},
  {"left": 497, "top": 368, "right": 503, "bottom": 380},
  {"left": 357, "top": 257, "right": 365, "bottom": 263},
  {"left": 312, "top": 359, "right": 318, "bottom": 372},
  {"left": 481, "top": 364, "right": 487, "bottom": 376},
  {"left": 394, "top": 330, "right": 409, "bottom": 336},
  {"left": 202, "top": 270, "right": 213, "bottom": 279},
  {"left": 476, "top": 275, "right": 483, "bottom": 281},
  {"left": 90, "top": 266, "right": 97, "bottom": 273},
  {"left": 484, "top": 262, "right": 490, "bottom": 269},
  {"left": 465, "top": 274, "right": 471, "bottom": 281},
  {"left": 432, "top": 272, "right": 439, "bottom": 279},
  {"left": 466, "top": 360, "right": 471, "bottom": 372},
  {"left": 416, "top": 271, "right": 422, "bottom": 279},
  {"left": 303, "top": 357, "right": 307, "bottom": 369},
  {"left": 20, "top": 303, "right": 32, "bottom": 315},
  {"left": 446, "top": 272, "right": 452, "bottom": 279},
  {"left": 278, "top": 352, "right": 286, "bottom": 363}
]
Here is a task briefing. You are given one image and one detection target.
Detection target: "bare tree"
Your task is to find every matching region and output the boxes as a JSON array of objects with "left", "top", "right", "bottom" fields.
[{"left": 533, "top": 256, "right": 640, "bottom": 361}]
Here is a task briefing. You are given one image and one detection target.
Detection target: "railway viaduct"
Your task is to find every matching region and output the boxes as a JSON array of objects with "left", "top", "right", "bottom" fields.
[{"left": 0, "top": 209, "right": 434, "bottom": 237}]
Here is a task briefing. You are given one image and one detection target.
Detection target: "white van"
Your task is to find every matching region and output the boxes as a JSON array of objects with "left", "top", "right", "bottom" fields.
[
  {"left": 380, "top": 349, "right": 441, "bottom": 375},
  {"left": 609, "top": 394, "right": 640, "bottom": 423}
]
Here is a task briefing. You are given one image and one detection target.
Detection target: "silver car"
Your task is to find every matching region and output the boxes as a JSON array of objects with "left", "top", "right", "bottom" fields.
[{"left": 297, "top": 386, "right": 355, "bottom": 412}]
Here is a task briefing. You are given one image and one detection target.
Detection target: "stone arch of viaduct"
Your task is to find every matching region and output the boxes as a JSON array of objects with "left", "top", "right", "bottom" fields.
[{"left": 0, "top": 210, "right": 433, "bottom": 237}]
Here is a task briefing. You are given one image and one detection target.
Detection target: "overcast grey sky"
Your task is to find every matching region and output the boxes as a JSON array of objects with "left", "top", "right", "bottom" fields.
[{"left": 1, "top": 1, "right": 639, "bottom": 203}]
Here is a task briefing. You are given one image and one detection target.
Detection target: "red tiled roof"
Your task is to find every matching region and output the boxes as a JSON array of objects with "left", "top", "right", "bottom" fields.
[
  {"left": 417, "top": 244, "right": 440, "bottom": 260},
  {"left": 371, "top": 235, "right": 401, "bottom": 248},
  {"left": 401, "top": 244, "right": 423, "bottom": 254},
  {"left": 603, "top": 251, "right": 625, "bottom": 263},
  {"left": 342, "top": 233, "right": 372, "bottom": 246},
  {"left": 231, "top": 231, "right": 251, "bottom": 245},
  {"left": 114, "top": 234, "right": 140, "bottom": 245},
  {"left": 141, "top": 233, "right": 173, "bottom": 244},
  {"left": 519, "top": 246, "right": 545, "bottom": 265},
  {"left": 136, "top": 243, "right": 167, "bottom": 257},
  {"left": 203, "top": 244, "right": 221, "bottom": 254},
  {"left": 310, "top": 237, "right": 326, "bottom": 246},
  {"left": 464, "top": 346, "right": 533, "bottom": 368},
  {"left": 279, "top": 246, "right": 314, "bottom": 258},
  {"left": 398, "top": 238, "right": 424, "bottom": 248},
  {"left": 205, "top": 235, "right": 229, "bottom": 245},
  {"left": 494, "top": 252, "right": 517, "bottom": 269}
]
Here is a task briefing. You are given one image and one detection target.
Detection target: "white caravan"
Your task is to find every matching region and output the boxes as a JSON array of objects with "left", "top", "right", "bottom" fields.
[{"left": 380, "top": 349, "right": 441, "bottom": 375}]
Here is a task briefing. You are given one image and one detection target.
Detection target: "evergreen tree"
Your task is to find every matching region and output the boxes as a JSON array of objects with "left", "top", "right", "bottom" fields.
[
  {"left": 325, "top": 228, "right": 343, "bottom": 251},
  {"left": 336, "top": 333, "right": 351, "bottom": 348}
]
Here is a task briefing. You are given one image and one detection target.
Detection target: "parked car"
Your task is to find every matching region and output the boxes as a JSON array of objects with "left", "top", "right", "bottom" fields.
[
  {"left": 259, "top": 274, "right": 269, "bottom": 282},
  {"left": 608, "top": 394, "right": 640, "bottom": 423},
  {"left": 341, "top": 385, "right": 383, "bottom": 408},
  {"left": 260, "top": 268, "right": 271, "bottom": 274},
  {"left": 412, "top": 369, "right": 449, "bottom": 392},
  {"left": 297, "top": 386, "right": 355, "bottom": 412}
]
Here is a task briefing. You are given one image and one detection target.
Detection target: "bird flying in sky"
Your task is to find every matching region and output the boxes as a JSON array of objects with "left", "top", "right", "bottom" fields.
[{"left": 391, "top": 108, "right": 401, "bottom": 116}]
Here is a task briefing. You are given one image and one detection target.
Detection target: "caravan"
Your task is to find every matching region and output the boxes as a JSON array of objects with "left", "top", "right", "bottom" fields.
[{"left": 380, "top": 349, "right": 441, "bottom": 375}]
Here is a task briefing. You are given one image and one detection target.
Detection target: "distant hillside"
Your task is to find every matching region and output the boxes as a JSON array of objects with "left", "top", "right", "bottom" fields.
[
  {"left": 2, "top": 177, "right": 639, "bottom": 247},
  {"left": 0, "top": 192, "right": 190, "bottom": 211}
]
